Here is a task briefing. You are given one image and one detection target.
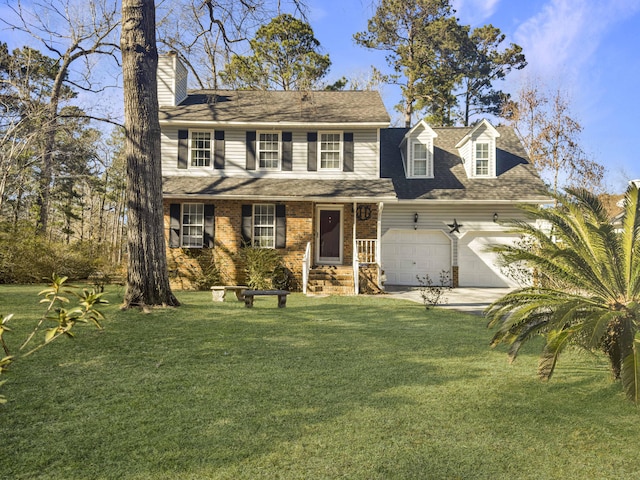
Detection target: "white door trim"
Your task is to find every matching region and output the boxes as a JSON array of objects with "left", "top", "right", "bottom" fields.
[{"left": 316, "top": 205, "right": 344, "bottom": 265}]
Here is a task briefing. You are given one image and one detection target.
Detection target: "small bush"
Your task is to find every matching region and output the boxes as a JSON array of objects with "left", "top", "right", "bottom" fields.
[
  {"left": 417, "top": 270, "right": 451, "bottom": 309},
  {"left": 238, "top": 247, "right": 289, "bottom": 290}
]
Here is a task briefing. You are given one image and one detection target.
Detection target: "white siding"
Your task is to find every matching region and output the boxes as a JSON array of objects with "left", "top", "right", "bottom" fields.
[
  {"left": 161, "top": 127, "right": 381, "bottom": 179},
  {"left": 157, "top": 54, "right": 187, "bottom": 107},
  {"left": 157, "top": 55, "right": 176, "bottom": 107},
  {"left": 458, "top": 141, "right": 472, "bottom": 177}
]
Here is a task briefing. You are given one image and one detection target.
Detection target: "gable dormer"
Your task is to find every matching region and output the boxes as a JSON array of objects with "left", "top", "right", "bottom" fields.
[
  {"left": 399, "top": 120, "right": 438, "bottom": 178},
  {"left": 455, "top": 119, "right": 500, "bottom": 179}
]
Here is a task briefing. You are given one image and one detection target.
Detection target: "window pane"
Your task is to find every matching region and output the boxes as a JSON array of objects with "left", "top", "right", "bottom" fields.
[
  {"left": 191, "top": 132, "right": 211, "bottom": 167},
  {"left": 181, "top": 203, "right": 204, "bottom": 247},
  {"left": 412, "top": 142, "right": 429, "bottom": 176},
  {"left": 259, "top": 133, "right": 280, "bottom": 169},
  {"left": 320, "top": 133, "right": 341, "bottom": 169},
  {"left": 253, "top": 204, "right": 275, "bottom": 248},
  {"left": 475, "top": 143, "right": 489, "bottom": 175}
]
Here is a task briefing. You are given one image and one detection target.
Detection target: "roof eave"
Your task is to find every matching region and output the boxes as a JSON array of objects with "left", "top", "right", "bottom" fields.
[
  {"left": 159, "top": 119, "right": 390, "bottom": 129},
  {"left": 163, "top": 193, "right": 398, "bottom": 202}
]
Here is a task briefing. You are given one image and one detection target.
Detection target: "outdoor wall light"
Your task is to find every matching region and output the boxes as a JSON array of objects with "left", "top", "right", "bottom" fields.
[
  {"left": 414, "top": 213, "right": 419, "bottom": 229},
  {"left": 493, "top": 212, "right": 499, "bottom": 223}
]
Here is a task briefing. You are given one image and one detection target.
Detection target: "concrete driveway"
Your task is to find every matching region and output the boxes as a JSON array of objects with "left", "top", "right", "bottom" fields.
[{"left": 383, "top": 286, "right": 514, "bottom": 315}]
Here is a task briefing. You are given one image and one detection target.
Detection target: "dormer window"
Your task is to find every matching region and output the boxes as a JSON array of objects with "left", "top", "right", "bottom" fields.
[
  {"left": 455, "top": 119, "right": 500, "bottom": 179},
  {"left": 474, "top": 142, "right": 489, "bottom": 176},
  {"left": 400, "top": 120, "right": 437, "bottom": 179},
  {"left": 258, "top": 132, "right": 280, "bottom": 169},
  {"left": 411, "top": 141, "right": 432, "bottom": 177}
]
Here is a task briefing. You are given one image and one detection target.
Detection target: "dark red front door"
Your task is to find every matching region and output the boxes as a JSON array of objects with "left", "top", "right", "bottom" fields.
[{"left": 318, "top": 209, "right": 342, "bottom": 263}]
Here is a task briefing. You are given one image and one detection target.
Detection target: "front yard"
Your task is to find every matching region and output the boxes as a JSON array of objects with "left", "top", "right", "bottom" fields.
[{"left": 0, "top": 285, "right": 637, "bottom": 479}]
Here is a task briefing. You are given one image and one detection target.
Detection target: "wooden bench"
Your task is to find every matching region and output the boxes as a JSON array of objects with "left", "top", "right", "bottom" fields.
[
  {"left": 242, "top": 289, "right": 290, "bottom": 308},
  {"left": 211, "top": 286, "right": 248, "bottom": 302}
]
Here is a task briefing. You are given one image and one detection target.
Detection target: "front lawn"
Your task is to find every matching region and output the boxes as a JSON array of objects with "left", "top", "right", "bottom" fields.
[{"left": 0, "top": 285, "right": 637, "bottom": 479}]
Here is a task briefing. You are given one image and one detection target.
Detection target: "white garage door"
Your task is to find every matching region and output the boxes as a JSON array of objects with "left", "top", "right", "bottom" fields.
[
  {"left": 458, "top": 232, "right": 520, "bottom": 287},
  {"left": 381, "top": 230, "right": 451, "bottom": 286}
]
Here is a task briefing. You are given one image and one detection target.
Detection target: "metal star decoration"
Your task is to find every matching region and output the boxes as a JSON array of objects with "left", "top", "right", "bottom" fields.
[{"left": 448, "top": 219, "right": 463, "bottom": 234}]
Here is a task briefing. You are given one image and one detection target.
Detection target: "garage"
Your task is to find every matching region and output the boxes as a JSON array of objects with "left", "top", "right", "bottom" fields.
[
  {"left": 381, "top": 230, "right": 451, "bottom": 285},
  {"left": 458, "top": 232, "right": 520, "bottom": 287}
]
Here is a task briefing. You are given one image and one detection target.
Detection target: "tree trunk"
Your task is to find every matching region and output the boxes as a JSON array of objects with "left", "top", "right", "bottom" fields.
[{"left": 121, "top": 0, "right": 179, "bottom": 307}]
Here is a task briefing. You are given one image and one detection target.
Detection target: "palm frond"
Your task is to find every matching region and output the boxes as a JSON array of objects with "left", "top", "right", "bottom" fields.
[
  {"left": 507, "top": 314, "right": 550, "bottom": 363},
  {"left": 538, "top": 326, "right": 580, "bottom": 381},
  {"left": 620, "top": 184, "right": 640, "bottom": 298}
]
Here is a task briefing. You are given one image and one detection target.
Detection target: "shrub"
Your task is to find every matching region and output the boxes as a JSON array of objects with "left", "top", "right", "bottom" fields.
[
  {"left": 238, "top": 247, "right": 289, "bottom": 290},
  {"left": 0, "top": 228, "right": 105, "bottom": 283},
  {"left": 416, "top": 270, "right": 451, "bottom": 309}
]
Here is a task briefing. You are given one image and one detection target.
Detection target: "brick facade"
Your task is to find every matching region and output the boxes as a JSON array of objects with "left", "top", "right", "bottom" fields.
[{"left": 164, "top": 200, "right": 379, "bottom": 291}]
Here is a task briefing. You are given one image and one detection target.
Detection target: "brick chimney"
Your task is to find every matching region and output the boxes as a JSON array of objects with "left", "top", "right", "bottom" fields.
[{"left": 157, "top": 51, "right": 188, "bottom": 107}]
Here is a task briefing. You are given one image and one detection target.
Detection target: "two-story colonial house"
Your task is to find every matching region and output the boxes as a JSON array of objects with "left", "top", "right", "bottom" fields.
[{"left": 158, "top": 52, "right": 549, "bottom": 293}]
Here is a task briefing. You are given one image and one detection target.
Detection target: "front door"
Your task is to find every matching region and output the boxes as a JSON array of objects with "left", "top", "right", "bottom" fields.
[{"left": 316, "top": 206, "right": 343, "bottom": 264}]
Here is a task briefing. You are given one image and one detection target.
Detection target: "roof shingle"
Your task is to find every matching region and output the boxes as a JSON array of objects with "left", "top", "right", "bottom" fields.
[{"left": 159, "top": 90, "right": 391, "bottom": 125}]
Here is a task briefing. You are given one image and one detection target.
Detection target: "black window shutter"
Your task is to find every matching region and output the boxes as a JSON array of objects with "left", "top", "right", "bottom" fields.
[
  {"left": 214, "top": 130, "right": 225, "bottom": 169},
  {"left": 307, "top": 132, "right": 317, "bottom": 171},
  {"left": 343, "top": 132, "right": 354, "bottom": 172},
  {"left": 282, "top": 132, "right": 292, "bottom": 171},
  {"left": 204, "top": 204, "right": 215, "bottom": 248},
  {"left": 241, "top": 204, "right": 253, "bottom": 246},
  {"left": 177, "top": 130, "right": 188, "bottom": 169},
  {"left": 169, "top": 203, "right": 181, "bottom": 247},
  {"left": 246, "top": 131, "right": 256, "bottom": 170},
  {"left": 275, "top": 204, "right": 286, "bottom": 249}
]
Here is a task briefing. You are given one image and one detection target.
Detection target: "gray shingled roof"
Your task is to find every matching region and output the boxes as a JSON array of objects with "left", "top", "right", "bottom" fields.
[
  {"left": 159, "top": 90, "right": 391, "bottom": 124},
  {"left": 381, "top": 126, "right": 550, "bottom": 202},
  {"left": 162, "top": 177, "right": 397, "bottom": 201}
]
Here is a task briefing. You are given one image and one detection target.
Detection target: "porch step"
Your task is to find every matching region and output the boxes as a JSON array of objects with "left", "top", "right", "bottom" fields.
[{"left": 307, "top": 266, "right": 355, "bottom": 296}]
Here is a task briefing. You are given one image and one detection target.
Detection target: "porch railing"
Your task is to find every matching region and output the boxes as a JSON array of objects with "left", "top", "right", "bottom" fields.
[
  {"left": 356, "top": 239, "right": 377, "bottom": 264},
  {"left": 302, "top": 241, "right": 311, "bottom": 295}
]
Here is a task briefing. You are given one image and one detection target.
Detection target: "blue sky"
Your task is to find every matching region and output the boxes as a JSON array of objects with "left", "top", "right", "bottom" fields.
[{"left": 307, "top": 0, "right": 640, "bottom": 190}]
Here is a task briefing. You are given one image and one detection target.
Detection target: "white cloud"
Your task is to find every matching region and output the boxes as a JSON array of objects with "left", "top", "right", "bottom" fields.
[
  {"left": 453, "top": 0, "right": 501, "bottom": 24},
  {"left": 513, "top": 0, "right": 640, "bottom": 83}
]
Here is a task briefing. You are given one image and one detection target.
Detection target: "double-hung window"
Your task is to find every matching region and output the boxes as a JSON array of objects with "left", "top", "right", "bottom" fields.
[
  {"left": 411, "top": 141, "right": 431, "bottom": 177},
  {"left": 181, "top": 203, "right": 204, "bottom": 247},
  {"left": 258, "top": 132, "right": 280, "bottom": 169},
  {"left": 475, "top": 142, "right": 489, "bottom": 176},
  {"left": 190, "top": 131, "right": 212, "bottom": 167},
  {"left": 253, "top": 204, "right": 276, "bottom": 248},
  {"left": 319, "top": 132, "right": 341, "bottom": 169}
]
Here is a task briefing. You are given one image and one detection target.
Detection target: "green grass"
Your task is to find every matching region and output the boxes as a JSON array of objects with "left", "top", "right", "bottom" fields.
[{"left": 0, "top": 284, "right": 638, "bottom": 479}]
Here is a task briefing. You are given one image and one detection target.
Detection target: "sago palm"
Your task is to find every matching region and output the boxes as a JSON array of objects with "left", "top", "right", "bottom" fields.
[{"left": 486, "top": 182, "right": 640, "bottom": 402}]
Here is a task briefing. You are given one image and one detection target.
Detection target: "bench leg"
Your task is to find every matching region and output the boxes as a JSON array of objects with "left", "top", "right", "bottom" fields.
[
  {"left": 235, "top": 289, "right": 245, "bottom": 301},
  {"left": 212, "top": 290, "right": 224, "bottom": 302},
  {"left": 278, "top": 295, "right": 287, "bottom": 308},
  {"left": 244, "top": 295, "right": 254, "bottom": 308}
]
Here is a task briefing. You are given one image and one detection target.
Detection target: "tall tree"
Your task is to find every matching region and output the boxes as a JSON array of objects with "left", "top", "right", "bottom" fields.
[
  {"left": 502, "top": 81, "right": 605, "bottom": 195},
  {"left": 487, "top": 183, "right": 640, "bottom": 403},
  {"left": 355, "top": 0, "right": 525, "bottom": 127},
  {"left": 220, "top": 13, "right": 330, "bottom": 90},
  {"left": 4, "top": 0, "right": 120, "bottom": 235},
  {"left": 458, "top": 24, "right": 526, "bottom": 126},
  {"left": 121, "top": 0, "right": 178, "bottom": 307},
  {"left": 354, "top": 0, "right": 455, "bottom": 127}
]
